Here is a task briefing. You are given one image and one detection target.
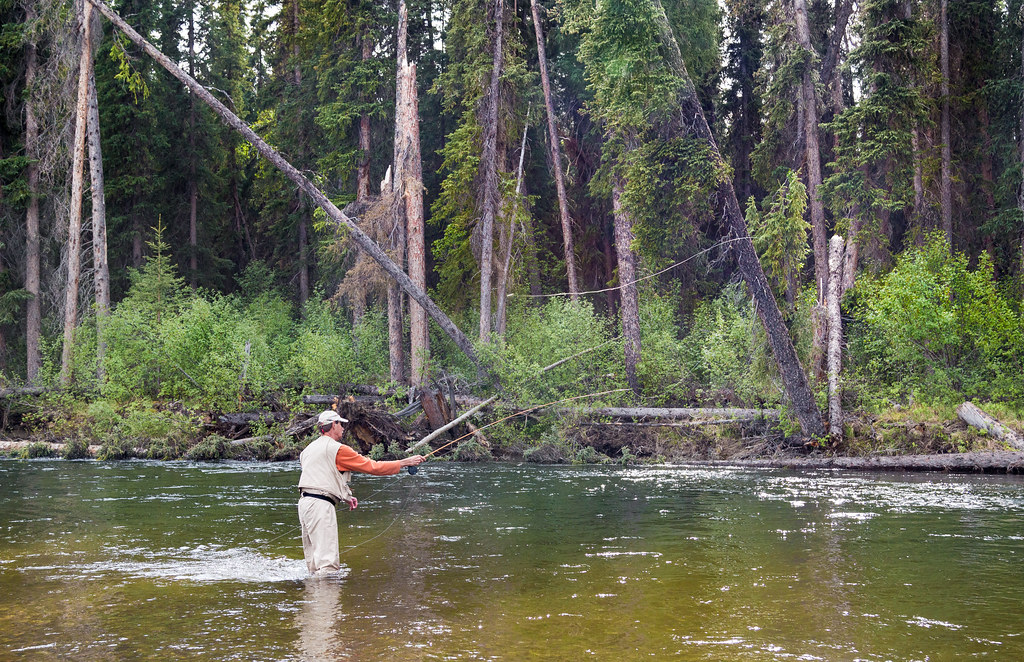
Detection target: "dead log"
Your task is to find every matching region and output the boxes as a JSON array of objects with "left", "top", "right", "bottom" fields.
[
  {"left": 216, "top": 412, "right": 290, "bottom": 427},
  {"left": 0, "top": 387, "right": 47, "bottom": 398},
  {"left": 575, "top": 407, "right": 779, "bottom": 421},
  {"left": 957, "top": 402, "right": 1024, "bottom": 450}
]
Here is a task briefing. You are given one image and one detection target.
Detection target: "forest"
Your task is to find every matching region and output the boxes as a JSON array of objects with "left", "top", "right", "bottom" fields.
[{"left": 0, "top": 0, "right": 1022, "bottom": 460}]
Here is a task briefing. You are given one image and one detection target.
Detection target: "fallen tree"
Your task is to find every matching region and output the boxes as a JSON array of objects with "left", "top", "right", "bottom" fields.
[{"left": 956, "top": 402, "right": 1024, "bottom": 451}]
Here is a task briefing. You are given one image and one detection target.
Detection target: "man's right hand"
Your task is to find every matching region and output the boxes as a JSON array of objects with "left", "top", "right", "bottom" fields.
[{"left": 400, "top": 455, "right": 426, "bottom": 467}]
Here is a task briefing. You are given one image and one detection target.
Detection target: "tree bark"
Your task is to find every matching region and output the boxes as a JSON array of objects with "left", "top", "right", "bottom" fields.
[
  {"left": 478, "top": 0, "right": 504, "bottom": 343},
  {"left": 827, "top": 234, "right": 844, "bottom": 440},
  {"left": 356, "top": 34, "right": 373, "bottom": 203},
  {"left": 87, "top": 69, "right": 109, "bottom": 382},
  {"left": 612, "top": 177, "right": 641, "bottom": 395},
  {"left": 793, "top": 0, "right": 826, "bottom": 295},
  {"left": 650, "top": 0, "right": 824, "bottom": 437},
  {"left": 1020, "top": 21, "right": 1024, "bottom": 287},
  {"left": 84, "top": 0, "right": 486, "bottom": 378},
  {"left": 531, "top": 0, "right": 578, "bottom": 300},
  {"left": 794, "top": 0, "right": 827, "bottom": 381},
  {"left": 62, "top": 1, "right": 95, "bottom": 386},
  {"left": 495, "top": 114, "right": 530, "bottom": 338},
  {"left": 395, "top": 0, "right": 428, "bottom": 386},
  {"left": 939, "top": 0, "right": 952, "bottom": 246},
  {"left": 188, "top": 2, "right": 198, "bottom": 288},
  {"left": 298, "top": 212, "right": 309, "bottom": 306},
  {"left": 24, "top": 6, "right": 41, "bottom": 384}
]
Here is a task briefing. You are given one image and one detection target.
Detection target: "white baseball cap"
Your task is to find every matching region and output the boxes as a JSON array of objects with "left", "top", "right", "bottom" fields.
[{"left": 317, "top": 410, "right": 349, "bottom": 425}]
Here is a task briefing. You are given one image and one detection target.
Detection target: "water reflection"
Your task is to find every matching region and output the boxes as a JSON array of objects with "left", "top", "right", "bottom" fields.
[{"left": 295, "top": 575, "right": 350, "bottom": 661}]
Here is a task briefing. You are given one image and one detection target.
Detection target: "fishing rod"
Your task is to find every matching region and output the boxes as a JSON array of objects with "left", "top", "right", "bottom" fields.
[{"left": 405, "top": 387, "right": 632, "bottom": 472}]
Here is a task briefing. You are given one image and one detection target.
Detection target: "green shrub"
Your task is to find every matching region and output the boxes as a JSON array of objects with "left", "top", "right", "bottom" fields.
[
  {"left": 96, "top": 438, "right": 136, "bottom": 461},
  {"left": 289, "top": 297, "right": 358, "bottom": 389},
  {"left": 185, "top": 435, "right": 234, "bottom": 461},
  {"left": 19, "top": 442, "right": 55, "bottom": 459},
  {"left": 847, "top": 234, "right": 1024, "bottom": 406},
  {"left": 61, "top": 439, "right": 91, "bottom": 460},
  {"left": 494, "top": 297, "right": 620, "bottom": 405},
  {"left": 573, "top": 445, "right": 611, "bottom": 465},
  {"left": 453, "top": 440, "right": 492, "bottom": 461}
]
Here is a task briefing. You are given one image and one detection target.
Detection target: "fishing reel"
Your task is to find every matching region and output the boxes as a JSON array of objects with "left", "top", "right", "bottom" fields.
[{"left": 407, "top": 465, "right": 418, "bottom": 475}]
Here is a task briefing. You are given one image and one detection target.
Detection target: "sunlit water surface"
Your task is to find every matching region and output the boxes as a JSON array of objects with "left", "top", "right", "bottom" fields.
[{"left": 2, "top": 460, "right": 1023, "bottom": 660}]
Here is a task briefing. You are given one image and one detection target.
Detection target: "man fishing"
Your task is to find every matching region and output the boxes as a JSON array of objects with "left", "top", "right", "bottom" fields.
[{"left": 297, "top": 409, "right": 426, "bottom": 574}]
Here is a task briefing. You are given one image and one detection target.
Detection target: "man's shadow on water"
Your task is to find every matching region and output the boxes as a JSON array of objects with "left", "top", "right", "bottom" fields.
[{"left": 294, "top": 573, "right": 351, "bottom": 661}]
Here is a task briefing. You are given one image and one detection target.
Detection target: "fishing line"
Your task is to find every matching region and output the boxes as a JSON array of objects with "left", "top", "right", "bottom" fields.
[
  {"left": 511, "top": 236, "right": 749, "bottom": 299},
  {"left": 423, "top": 387, "right": 632, "bottom": 460},
  {"left": 252, "top": 473, "right": 410, "bottom": 551}
]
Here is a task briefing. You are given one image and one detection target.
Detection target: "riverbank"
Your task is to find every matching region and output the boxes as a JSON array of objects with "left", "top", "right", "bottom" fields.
[{"left": 2, "top": 391, "right": 1022, "bottom": 471}]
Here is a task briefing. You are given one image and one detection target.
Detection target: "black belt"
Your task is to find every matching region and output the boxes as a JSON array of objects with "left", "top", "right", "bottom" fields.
[{"left": 301, "top": 492, "right": 338, "bottom": 506}]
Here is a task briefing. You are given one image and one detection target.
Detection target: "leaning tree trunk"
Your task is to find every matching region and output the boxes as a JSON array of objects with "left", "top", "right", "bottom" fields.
[
  {"left": 395, "top": 0, "right": 428, "bottom": 386},
  {"left": 651, "top": 0, "right": 824, "bottom": 437},
  {"left": 478, "top": 0, "right": 504, "bottom": 343},
  {"left": 87, "top": 68, "right": 109, "bottom": 382},
  {"left": 531, "top": 0, "right": 578, "bottom": 300},
  {"left": 612, "top": 176, "right": 642, "bottom": 395},
  {"left": 24, "top": 5, "right": 42, "bottom": 384},
  {"left": 61, "top": 0, "right": 95, "bottom": 387},
  {"left": 84, "top": 0, "right": 488, "bottom": 380},
  {"left": 939, "top": 0, "right": 952, "bottom": 246}
]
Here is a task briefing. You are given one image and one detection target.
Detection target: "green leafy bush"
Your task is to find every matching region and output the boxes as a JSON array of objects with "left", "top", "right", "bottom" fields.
[
  {"left": 847, "top": 234, "right": 1024, "bottom": 406},
  {"left": 184, "top": 435, "right": 233, "bottom": 461}
]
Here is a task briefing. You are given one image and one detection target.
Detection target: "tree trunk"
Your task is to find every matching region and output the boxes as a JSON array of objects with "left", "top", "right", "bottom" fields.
[
  {"left": 88, "top": 70, "right": 109, "bottom": 382},
  {"left": 62, "top": 1, "right": 95, "bottom": 387},
  {"left": 396, "top": 0, "right": 428, "bottom": 387},
  {"left": 298, "top": 211, "right": 310, "bottom": 306},
  {"left": 1020, "top": 21, "right": 1024, "bottom": 287},
  {"left": 612, "top": 177, "right": 641, "bottom": 395},
  {"left": 651, "top": 0, "right": 824, "bottom": 437},
  {"left": 793, "top": 0, "right": 826, "bottom": 296},
  {"left": 24, "top": 6, "right": 41, "bottom": 384},
  {"left": 827, "top": 234, "right": 844, "bottom": 440},
  {"left": 495, "top": 115, "right": 530, "bottom": 337},
  {"left": 478, "top": 0, "right": 504, "bottom": 343},
  {"left": 356, "top": 34, "right": 373, "bottom": 203},
  {"left": 530, "top": 0, "right": 578, "bottom": 300},
  {"left": 939, "top": 0, "right": 952, "bottom": 246},
  {"left": 911, "top": 127, "right": 925, "bottom": 229},
  {"left": 89, "top": 0, "right": 486, "bottom": 378},
  {"left": 188, "top": 3, "right": 198, "bottom": 288}
]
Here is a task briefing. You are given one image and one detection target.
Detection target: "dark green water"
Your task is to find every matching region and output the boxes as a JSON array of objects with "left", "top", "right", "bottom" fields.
[{"left": 2, "top": 460, "right": 1023, "bottom": 660}]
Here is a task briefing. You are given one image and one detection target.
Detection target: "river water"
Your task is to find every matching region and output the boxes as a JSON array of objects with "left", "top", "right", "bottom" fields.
[{"left": 1, "top": 460, "right": 1022, "bottom": 660}]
